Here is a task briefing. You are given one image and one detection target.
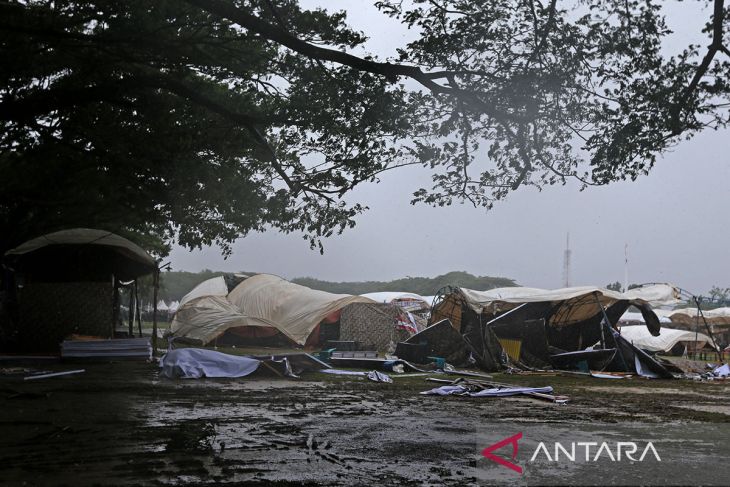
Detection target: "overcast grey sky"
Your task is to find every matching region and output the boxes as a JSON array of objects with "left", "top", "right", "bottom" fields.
[{"left": 170, "top": 1, "right": 729, "bottom": 294}]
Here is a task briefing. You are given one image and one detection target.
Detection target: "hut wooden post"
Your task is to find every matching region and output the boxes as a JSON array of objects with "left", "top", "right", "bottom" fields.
[
  {"left": 111, "top": 275, "right": 118, "bottom": 338},
  {"left": 128, "top": 282, "right": 134, "bottom": 336},
  {"left": 135, "top": 279, "right": 142, "bottom": 337},
  {"left": 152, "top": 268, "right": 159, "bottom": 353}
]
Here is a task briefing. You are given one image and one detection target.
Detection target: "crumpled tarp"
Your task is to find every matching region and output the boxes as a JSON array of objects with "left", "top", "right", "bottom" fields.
[
  {"left": 420, "top": 385, "right": 553, "bottom": 397},
  {"left": 159, "top": 348, "right": 260, "bottom": 379},
  {"left": 713, "top": 364, "right": 730, "bottom": 377},
  {"left": 171, "top": 274, "right": 375, "bottom": 345}
]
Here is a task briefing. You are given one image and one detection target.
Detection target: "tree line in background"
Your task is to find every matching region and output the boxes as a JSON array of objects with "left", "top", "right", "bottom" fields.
[{"left": 157, "top": 270, "right": 517, "bottom": 302}]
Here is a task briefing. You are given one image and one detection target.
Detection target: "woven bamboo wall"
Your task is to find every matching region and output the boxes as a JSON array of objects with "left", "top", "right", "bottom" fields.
[
  {"left": 340, "top": 302, "right": 412, "bottom": 352},
  {"left": 18, "top": 281, "right": 113, "bottom": 351}
]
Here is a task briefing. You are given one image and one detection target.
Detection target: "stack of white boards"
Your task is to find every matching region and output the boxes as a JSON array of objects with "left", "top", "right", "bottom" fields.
[{"left": 61, "top": 338, "right": 152, "bottom": 360}]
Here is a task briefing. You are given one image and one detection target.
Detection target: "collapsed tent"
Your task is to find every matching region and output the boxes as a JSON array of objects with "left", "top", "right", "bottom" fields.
[
  {"left": 429, "top": 284, "right": 681, "bottom": 374},
  {"left": 618, "top": 325, "right": 712, "bottom": 354},
  {"left": 171, "top": 274, "right": 374, "bottom": 346}
]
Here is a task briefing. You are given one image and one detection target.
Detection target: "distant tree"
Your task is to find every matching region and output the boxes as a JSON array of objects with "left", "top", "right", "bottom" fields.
[
  {"left": 294, "top": 270, "right": 517, "bottom": 295},
  {"left": 606, "top": 281, "right": 623, "bottom": 292},
  {"left": 708, "top": 286, "right": 730, "bottom": 303},
  {"left": 2, "top": 1, "right": 729, "bottom": 256}
]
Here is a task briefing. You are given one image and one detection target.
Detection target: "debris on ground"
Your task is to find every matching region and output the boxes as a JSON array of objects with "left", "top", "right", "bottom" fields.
[
  {"left": 23, "top": 369, "right": 85, "bottom": 381},
  {"left": 61, "top": 337, "right": 152, "bottom": 360},
  {"left": 422, "top": 377, "right": 569, "bottom": 403},
  {"left": 319, "top": 368, "right": 393, "bottom": 383}
]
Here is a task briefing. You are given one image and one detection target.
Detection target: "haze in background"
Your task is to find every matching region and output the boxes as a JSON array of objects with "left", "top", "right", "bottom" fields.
[{"left": 170, "top": 1, "right": 729, "bottom": 294}]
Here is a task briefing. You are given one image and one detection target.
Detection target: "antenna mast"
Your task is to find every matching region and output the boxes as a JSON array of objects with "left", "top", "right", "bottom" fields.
[
  {"left": 563, "top": 233, "right": 571, "bottom": 287},
  {"left": 623, "top": 243, "right": 629, "bottom": 292}
]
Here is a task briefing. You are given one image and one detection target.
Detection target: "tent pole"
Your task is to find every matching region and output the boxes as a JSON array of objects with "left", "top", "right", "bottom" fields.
[
  {"left": 111, "top": 275, "right": 118, "bottom": 338},
  {"left": 593, "top": 293, "right": 628, "bottom": 371},
  {"left": 152, "top": 269, "right": 159, "bottom": 354},
  {"left": 128, "top": 282, "right": 134, "bottom": 337},
  {"left": 693, "top": 296, "right": 721, "bottom": 362},
  {"left": 135, "top": 279, "right": 142, "bottom": 338}
]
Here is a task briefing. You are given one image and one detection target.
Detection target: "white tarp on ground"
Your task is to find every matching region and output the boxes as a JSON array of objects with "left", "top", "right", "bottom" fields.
[
  {"left": 618, "top": 325, "right": 711, "bottom": 352},
  {"left": 458, "top": 284, "right": 680, "bottom": 326},
  {"left": 170, "top": 274, "right": 375, "bottom": 346},
  {"left": 159, "top": 348, "right": 260, "bottom": 379}
]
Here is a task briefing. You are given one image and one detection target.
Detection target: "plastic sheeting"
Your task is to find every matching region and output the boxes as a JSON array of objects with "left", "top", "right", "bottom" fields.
[
  {"left": 713, "top": 364, "right": 730, "bottom": 377},
  {"left": 658, "top": 307, "right": 730, "bottom": 327},
  {"left": 459, "top": 284, "right": 680, "bottom": 326},
  {"left": 619, "top": 311, "right": 672, "bottom": 324},
  {"left": 179, "top": 276, "right": 229, "bottom": 307},
  {"left": 159, "top": 348, "right": 260, "bottom": 379},
  {"left": 618, "top": 325, "right": 711, "bottom": 352},
  {"left": 170, "top": 274, "right": 375, "bottom": 346}
]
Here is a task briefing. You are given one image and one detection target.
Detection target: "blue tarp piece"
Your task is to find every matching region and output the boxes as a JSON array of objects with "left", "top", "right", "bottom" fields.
[{"left": 160, "top": 348, "right": 260, "bottom": 379}]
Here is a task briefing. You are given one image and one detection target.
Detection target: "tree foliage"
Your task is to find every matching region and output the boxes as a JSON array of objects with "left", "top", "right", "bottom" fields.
[{"left": 1, "top": 0, "right": 728, "bottom": 255}]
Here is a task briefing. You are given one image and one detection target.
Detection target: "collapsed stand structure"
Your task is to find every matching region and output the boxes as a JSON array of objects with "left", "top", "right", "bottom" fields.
[{"left": 428, "top": 284, "right": 682, "bottom": 377}]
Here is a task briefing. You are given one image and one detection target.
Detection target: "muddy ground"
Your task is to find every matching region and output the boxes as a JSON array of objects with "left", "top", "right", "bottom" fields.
[{"left": 1, "top": 358, "right": 729, "bottom": 486}]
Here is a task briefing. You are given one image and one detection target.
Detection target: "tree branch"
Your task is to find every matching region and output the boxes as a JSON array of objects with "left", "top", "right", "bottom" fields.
[
  {"left": 670, "top": 0, "right": 727, "bottom": 133},
  {"left": 184, "top": 0, "right": 520, "bottom": 124}
]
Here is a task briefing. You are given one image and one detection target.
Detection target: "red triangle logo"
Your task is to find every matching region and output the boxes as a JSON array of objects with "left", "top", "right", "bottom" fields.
[{"left": 481, "top": 432, "right": 523, "bottom": 474}]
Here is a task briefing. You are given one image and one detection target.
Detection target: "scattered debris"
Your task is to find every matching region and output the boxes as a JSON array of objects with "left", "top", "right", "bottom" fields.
[
  {"left": 24, "top": 369, "right": 85, "bottom": 381},
  {"left": 318, "top": 368, "right": 393, "bottom": 383},
  {"left": 590, "top": 371, "right": 632, "bottom": 379},
  {"left": 61, "top": 337, "right": 152, "bottom": 360},
  {"left": 423, "top": 377, "right": 569, "bottom": 403}
]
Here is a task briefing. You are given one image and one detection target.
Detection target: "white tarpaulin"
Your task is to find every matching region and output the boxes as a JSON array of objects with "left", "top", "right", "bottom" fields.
[
  {"left": 660, "top": 307, "right": 730, "bottom": 327},
  {"left": 619, "top": 311, "right": 672, "bottom": 324},
  {"left": 159, "top": 348, "right": 260, "bottom": 379},
  {"left": 170, "top": 274, "right": 375, "bottom": 345},
  {"left": 179, "top": 276, "right": 229, "bottom": 307},
  {"left": 458, "top": 284, "right": 680, "bottom": 326},
  {"left": 618, "top": 325, "right": 711, "bottom": 352},
  {"left": 226, "top": 274, "right": 375, "bottom": 345}
]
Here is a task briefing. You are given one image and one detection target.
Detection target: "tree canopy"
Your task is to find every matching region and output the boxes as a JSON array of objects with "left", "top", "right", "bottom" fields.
[{"left": 1, "top": 0, "right": 728, "bottom": 256}]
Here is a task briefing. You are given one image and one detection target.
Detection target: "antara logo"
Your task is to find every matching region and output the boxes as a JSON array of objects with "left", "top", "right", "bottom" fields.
[
  {"left": 482, "top": 433, "right": 661, "bottom": 474},
  {"left": 481, "top": 432, "right": 523, "bottom": 474}
]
